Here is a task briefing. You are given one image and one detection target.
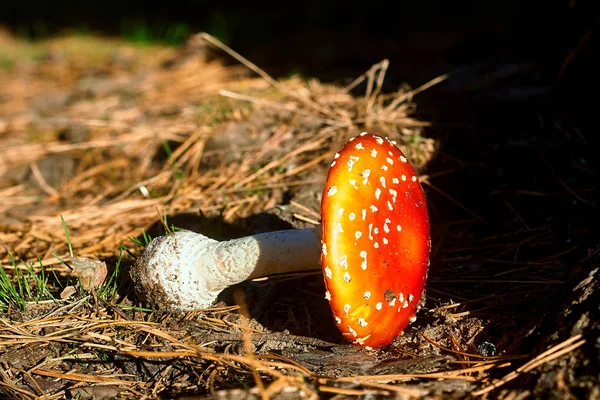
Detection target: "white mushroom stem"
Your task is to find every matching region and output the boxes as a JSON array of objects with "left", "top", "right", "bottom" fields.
[{"left": 130, "top": 226, "right": 321, "bottom": 312}]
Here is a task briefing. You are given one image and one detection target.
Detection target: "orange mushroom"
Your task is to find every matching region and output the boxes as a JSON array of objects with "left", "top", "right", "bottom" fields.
[{"left": 320, "top": 132, "right": 431, "bottom": 349}]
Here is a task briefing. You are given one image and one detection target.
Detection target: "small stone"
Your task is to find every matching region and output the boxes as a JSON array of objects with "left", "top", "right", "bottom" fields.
[{"left": 477, "top": 341, "right": 497, "bottom": 357}]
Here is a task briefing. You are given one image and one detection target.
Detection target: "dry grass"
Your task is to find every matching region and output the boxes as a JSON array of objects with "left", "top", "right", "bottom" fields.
[
  {"left": 0, "top": 299, "right": 584, "bottom": 398},
  {"left": 0, "top": 32, "right": 436, "bottom": 276},
  {"left": 0, "top": 300, "right": 537, "bottom": 399}
]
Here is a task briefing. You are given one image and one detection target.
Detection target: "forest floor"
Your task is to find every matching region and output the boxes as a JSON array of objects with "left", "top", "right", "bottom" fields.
[{"left": 0, "top": 29, "right": 598, "bottom": 399}]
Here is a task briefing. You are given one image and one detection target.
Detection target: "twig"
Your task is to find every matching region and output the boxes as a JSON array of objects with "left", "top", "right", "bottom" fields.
[
  {"left": 383, "top": 74, "right": 448, "bottom": 114},
  {"left": 198, "top": 33, "right": 280, "bottom": 89},
  {"left": 30, "top": 163, "right": 59, "bottom": 197},
  {"left": 293, "top": 213, "right": 320, "bottom": 225},
  {"left": 421, "top": 178, "right": 486, "bottom": 223},
  {"left": 201, "top": 33, "right": 340, "bottom": 121},
  {"left": 290, "top": 200, "right": 321, "bottom": 219}
]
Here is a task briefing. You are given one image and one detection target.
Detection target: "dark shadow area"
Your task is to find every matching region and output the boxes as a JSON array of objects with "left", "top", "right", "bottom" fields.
[
  {"left": 0, "top": 1, "right": 596, "bottom": 84},
  {"left": 422, "top": 89, "right": 599, "bottom": 344}
]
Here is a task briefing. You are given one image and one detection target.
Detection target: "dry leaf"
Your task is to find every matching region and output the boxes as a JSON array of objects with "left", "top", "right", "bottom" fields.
[
  {"left": 70, "top": 256, "right": 108, "bottom": 289},
  {"left": 60, "top": 285, "right": 78, "bottom": 299}
]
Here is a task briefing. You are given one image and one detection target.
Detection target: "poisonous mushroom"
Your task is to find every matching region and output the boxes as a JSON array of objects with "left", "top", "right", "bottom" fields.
[
  {"left": 320, "top": 132, "right": 431, "bottom": 349},
  {"left": 131, "top": 132, "right": 430, "bottom": 349}
]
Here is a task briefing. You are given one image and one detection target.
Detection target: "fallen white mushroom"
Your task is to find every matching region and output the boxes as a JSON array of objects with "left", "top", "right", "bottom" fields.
[{"left": 130, "top": 227, "right": 321, "bottom": 312}]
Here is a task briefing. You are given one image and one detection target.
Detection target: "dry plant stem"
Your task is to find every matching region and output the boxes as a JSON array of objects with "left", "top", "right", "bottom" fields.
[{"left": 131, "top": 227, "right": 322, "bottom": 312}]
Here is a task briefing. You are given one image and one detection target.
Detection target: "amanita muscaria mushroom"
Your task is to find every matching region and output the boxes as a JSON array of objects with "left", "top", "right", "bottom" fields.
[
  {"left": 131, "top": 132, "right": 430, "bottom": 349},
  {"left": 320, "top": 132, "right": 430, "bottom": 349}
]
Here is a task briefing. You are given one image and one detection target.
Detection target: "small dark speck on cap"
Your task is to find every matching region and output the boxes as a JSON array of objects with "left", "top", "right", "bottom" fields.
[{"left": 384, "top": 289, "right": 396, "bottom": 302}]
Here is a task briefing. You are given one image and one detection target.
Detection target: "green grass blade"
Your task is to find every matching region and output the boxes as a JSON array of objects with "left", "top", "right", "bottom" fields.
[{"left": 60, "top": 214, "right": 74, "bottom": 259}]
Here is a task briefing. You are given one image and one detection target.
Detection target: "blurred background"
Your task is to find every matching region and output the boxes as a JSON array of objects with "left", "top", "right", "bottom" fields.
[{"left": 1, "top": 0, "right": 597, "bottom": 86}]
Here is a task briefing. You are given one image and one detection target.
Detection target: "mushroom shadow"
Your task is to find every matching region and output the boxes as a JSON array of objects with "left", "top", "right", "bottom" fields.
[{"left": 224, "top": 211, "right": 344, "bottom": 343}]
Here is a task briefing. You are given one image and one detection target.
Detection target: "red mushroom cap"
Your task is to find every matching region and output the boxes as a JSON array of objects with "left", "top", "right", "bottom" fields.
[{"left": 320, "top": 132, "right": 431, "bottom": 349}]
